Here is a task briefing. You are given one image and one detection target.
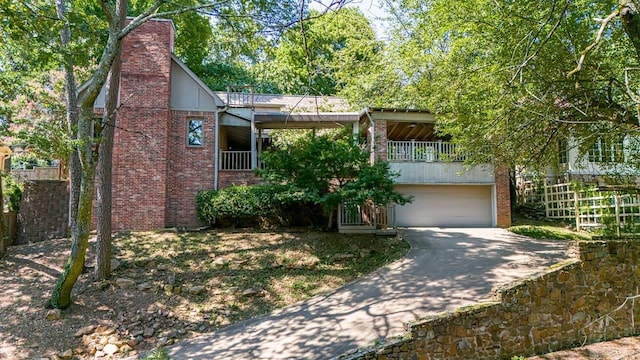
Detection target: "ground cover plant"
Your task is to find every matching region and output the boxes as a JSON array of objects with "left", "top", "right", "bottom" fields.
[{"left": 0, "top": 229, "right": 408, "bottom": 359}]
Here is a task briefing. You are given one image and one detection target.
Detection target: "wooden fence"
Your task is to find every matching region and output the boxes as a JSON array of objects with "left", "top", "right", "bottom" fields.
[
  {"left": 537, "top": 182, "right": 640, "bottom": 234},
  {"left": 338, "top": 203, "right": 395, "bottom": 234}
]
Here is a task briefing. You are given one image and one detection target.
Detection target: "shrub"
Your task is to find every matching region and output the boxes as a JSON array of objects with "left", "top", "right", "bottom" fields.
[
  {"left": 2, "top": 176, "right": 22, "bottom": 212},
  {"left": 196, "top": 185, "right": 322, "bottom": 228}
]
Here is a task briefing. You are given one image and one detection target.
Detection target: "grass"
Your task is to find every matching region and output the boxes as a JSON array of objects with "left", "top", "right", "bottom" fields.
[
  {"left": 112, "top": 229, "right": 410, "bottom": 326},
  {"left": 509, "top": 217, "right": 591, "bottom": 241},
  {"left": 509, "top": 224, "right": 591, "bottom": 240}
]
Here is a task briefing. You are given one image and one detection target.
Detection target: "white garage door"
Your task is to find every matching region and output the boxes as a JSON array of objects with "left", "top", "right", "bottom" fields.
[{"left": 395, "top": 185, "right": 493, "bottom": 227}]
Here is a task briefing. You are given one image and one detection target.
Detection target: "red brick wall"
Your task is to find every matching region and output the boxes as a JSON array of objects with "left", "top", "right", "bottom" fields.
[
  {"left": 374, "top": 119, "right": 388, "bottom": 162},
  {"left": 166, "top": 111, "right": 216, "bottom": 227},
  {"left": 112, "top": 19, "right": 174, "bottom": 231},
  {"left": 218, "top": 170, "right": 260, "bottom": 189},
  {"left": 495, "top": 166, "right": 512, "bottom": 227}
]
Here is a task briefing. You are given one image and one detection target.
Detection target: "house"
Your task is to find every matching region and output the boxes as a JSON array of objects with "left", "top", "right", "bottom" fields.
[{"left": 91, "top": 18, "right": 511, "bottom": 231}]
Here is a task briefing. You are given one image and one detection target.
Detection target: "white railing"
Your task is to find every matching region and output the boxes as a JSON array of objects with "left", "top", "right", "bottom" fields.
[
  {"left": 387, "top": 140, "right": 467, "bottom": 162},
  {"left": 220, "top": 151, "right": 252, "bottom": 170}
]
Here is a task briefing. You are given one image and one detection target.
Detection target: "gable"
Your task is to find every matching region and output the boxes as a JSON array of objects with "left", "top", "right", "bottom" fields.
[{"left": 170, "top": 55, "right": 225, "bottom": 111}]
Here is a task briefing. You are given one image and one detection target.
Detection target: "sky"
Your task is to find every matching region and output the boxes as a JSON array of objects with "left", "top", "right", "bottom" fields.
[{"left": 310, "top": 0, "right": 390, "bottom": 39}]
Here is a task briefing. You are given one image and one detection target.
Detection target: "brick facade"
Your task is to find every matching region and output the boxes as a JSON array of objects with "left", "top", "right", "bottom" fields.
[
  {"left": 112, "top": 19, "right": 174, "bottom": 231},
  {"left": 495, "top": 166, "right": 512, "bottom": 227},
  {"left": 166, "top": 110, "right": 216, "bottom": 227},
  {"left": 373, "top": 119, "right": 388, "bottom": 162}
]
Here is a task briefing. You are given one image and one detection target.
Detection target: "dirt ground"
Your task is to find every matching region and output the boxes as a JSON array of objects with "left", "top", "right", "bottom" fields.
[
  {"left": 2, "top": 230, "right": 640, "bottom": 360},
  {"left": 0, "top": 230, "right": 408, "bottom": 359}
]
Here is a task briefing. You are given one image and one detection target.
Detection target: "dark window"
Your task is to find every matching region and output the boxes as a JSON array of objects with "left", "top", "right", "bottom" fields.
[{"left": 187, "top": 119, "right": 204, "bottom": 146}]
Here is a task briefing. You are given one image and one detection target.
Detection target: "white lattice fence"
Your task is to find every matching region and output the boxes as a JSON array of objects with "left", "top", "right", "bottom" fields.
[{"left": 544, "top": 183, "right": 575, "bottom": 220}]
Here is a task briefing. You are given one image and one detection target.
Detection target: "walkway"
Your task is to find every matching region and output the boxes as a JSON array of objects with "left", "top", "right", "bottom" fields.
[{"left": 166, "top": 228, "right": 570, "bottom": 359}]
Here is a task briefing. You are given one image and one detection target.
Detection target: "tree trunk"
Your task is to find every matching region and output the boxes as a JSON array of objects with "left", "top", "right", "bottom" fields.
[
  {"left": 55, "top": 0, "right": 81, "bottom": 233},
  {"left": 0, "top": 176, "right": 4, "bottom": 259},
  {"left": 621, "top": 1, "right": 640, "bottom": 60},
  {"left": 50, "top": 147, "right": 95, "bottom": 308},
  {"left": 95, "top": 0, "right": 127, "bottom": 281}
]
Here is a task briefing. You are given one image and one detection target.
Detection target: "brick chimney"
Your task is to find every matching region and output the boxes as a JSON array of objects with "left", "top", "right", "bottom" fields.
[{"left": 111, "top": 19, "right": 175, "bottom": 231}]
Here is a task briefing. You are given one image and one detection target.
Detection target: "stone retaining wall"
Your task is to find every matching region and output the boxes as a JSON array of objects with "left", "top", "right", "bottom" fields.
[{"left": 337, "top": 241, "right": 640, "bottom": 360}]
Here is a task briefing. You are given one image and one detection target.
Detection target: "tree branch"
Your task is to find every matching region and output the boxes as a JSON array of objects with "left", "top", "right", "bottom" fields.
[{"left": 567, "top": 9, "right": 619, "bottom": 77}]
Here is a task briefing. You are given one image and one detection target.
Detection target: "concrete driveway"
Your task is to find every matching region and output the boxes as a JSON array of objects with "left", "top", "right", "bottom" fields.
[{"left": 166, "top": 228, "right": 570, "bottom": 359}]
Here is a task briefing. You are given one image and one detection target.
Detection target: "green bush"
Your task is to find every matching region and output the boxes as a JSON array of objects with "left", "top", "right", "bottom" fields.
[
  {"left": 2, "top": 176, "right": 22, "bottom": 212},
  {"left": 196, "top": 185, "right": 322, "bottom": 228}
]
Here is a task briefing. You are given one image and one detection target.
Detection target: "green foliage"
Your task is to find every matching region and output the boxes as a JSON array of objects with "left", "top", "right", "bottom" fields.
[
  {"left": 258, "top": 129, "right": 410, "bottom": 217},
  {"left": 379, "top": 0, "right": 640, "bottom": 170},
  {"left": 140, "top": 348, "right": 170, "bottom": 360},
  {"left": 196, "top": 185, "right": 319, "bottom": 227},
  {"left": 3, "top": 175, "right": 22, "bottom": 212},
  {"left": 260, "top": 8, "right": 381, "bottom": 96},
  {"left": 509, "top": 225, "right": 591, "bottom": 241}
]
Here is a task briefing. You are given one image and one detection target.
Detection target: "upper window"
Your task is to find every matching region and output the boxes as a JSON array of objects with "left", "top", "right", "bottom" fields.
[
  {"left": 187, "top": 119, "right": 204, "bottom": 147},
  {"left": 558, "top": 139, "right": 568, "bottom": 164},
  {"left": 588, "top": 136, "right": 624, "bottom": 163}
]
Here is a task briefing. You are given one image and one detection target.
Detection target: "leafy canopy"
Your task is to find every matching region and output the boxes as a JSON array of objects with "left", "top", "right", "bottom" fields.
[
  {"left": 257, "top": 129, "right": 410, "bottom": 214},
  {"left": 375, "top": 0, "right": 640, "bottom": 170}
]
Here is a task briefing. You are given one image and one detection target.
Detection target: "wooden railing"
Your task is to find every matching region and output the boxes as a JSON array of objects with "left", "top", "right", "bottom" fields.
[
  {"left": 387, "top": 140, "right": 467, "bottom": 162},
  {"left": 338, "top": 203, "right": 395, "bottom": 233},
  {"left": 220, "top": 151, "right": 252, "bottom": 170},
  {"left": 226, "top": 85, "right": 254, "bottom": 108}
]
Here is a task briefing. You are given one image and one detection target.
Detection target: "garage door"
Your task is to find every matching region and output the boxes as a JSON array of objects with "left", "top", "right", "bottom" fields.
[{"left": 395, "top": 185, "right": 493, "bottom": 227}]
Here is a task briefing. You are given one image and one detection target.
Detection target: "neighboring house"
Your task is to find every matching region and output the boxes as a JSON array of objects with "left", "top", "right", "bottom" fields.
[{"left": 90, "top": 19, "right": 511, "bottom": 231}]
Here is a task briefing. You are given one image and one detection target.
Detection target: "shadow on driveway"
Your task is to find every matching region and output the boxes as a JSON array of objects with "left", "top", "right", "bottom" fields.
[{"left": 166, "top": 228, "right": 571, "bottom": 359}]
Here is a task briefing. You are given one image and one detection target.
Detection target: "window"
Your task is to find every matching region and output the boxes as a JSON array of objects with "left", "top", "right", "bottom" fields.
[
  {"left": 558, "top": 139, "right": 568, "bottom": 164},
  {"left": 187, "top": 119, "right": 204, "bottom": 146},
  {"left": 588, "top": 136, "right": 624, "bottom": 163}
]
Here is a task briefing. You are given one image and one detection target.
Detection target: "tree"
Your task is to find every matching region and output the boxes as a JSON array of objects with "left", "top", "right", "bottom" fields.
[
  {"left": 379, "top": 0, "right": 640, "bottom": 171},
  {"left": 2, "top": 0, "right": 351, "bottom": 308},
  {"left": 258, "top": 129, "right": 410, "bottom": 229},
  {"left": 260, "top": 7, "right": 381, "bottom": 96}
]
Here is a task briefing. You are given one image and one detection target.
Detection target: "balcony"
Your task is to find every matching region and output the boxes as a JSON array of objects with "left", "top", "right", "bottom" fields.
[
  {"left": 387, "top": 140, "right": 494, "bottom": 184},
  {"left": 220, "top": 151, "right": 252, "bottom": 170}
]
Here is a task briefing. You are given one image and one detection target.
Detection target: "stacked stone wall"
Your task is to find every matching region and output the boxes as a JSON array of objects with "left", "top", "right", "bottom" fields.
[{"left": 339, "top": 240, "right": 640, "bottom": 360}]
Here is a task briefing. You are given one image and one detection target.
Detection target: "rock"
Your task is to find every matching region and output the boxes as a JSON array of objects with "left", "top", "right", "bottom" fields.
[
  {"left": 107, "top": 335, "right": 120, "bottom": 344},
  {"left": 96, "top": 326, "right": 115, "bottom": 336},
  {"left": 213, "top": 257, "right": 229, "bottom": 269},
  {"left": 188, "top": 285, "right": 206, "bottom": 295},
  {"left": 130, "top": 329, "right": 144, "bottom": 337},
  {"left": 359, "top": 249, "right": 372, "bottom": 258},
  {"left": 99, "top": 337, "right": 109, "bottom": 345},
  {"left": 157, "top": 264, "right": 168, "bottom": 271},
  {"left": 74, "top": 325, "right": 95, "bottom": 337},
  {"left": 126, "top": 338, "right": 139, "bottom": 347},
  {"left": 103, "top": 343, "right": 119, "bottom": 356},
  {"left": 45, "top": 309, "right": 61, "bottom": 321},
  {"left": 166, "top": 273, "right": 176, "bottom": 285},
  {"left": 116, "top": 278, "right": 136, "bottom": 289},
  {"left": 143, "top": 327, "right": 154, "bottom": 338},
  {"left": 137, "top": 282, "right": 153, "bottom": 291},
  {"left": 333, "top": 253, "right": 355, "bottom": 261},
  {"left": 242, "top": 288, "right": 259, "bottom": 297},
  {"left": 57, "top": 349, "right": 73, "bottom": 359},
  {"left": 120, "top": 344, "right": 133, "bottom": 353},
  {"left": 111, "top": 259, "right": 121, "bottom": 271},
  {"left": 95, "top": 351, "right": 105, "bottom": 358},
  {"left": 157, "top": 337, "right": 168, "bottom": 347}
]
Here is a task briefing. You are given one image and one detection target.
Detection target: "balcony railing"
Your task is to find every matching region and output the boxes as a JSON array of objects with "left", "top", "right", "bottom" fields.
[
  {"left": 226, "top": 85, "right": 255, "bottom": 108},
  {"left": 387, "top": 140, "right": 467, "bottom": 162},
  {"left": 220, "top": 151, "right": 252, "bottom": 170}
]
